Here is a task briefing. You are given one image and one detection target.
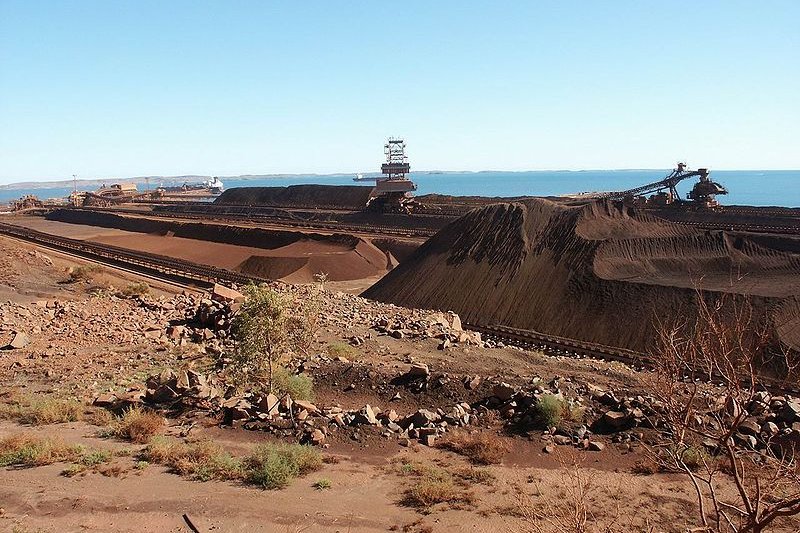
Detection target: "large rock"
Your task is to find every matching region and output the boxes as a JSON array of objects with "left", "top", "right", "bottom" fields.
[
  {"left": 8, "top": 332, "right": 30, "bottom": 349},
  {"left": 403, "top": 409, "right": 441, "bottom": 428},
  {"left": 737, "top": 418, "right": 761, "bottom": 437},
  {"left": 449, "top": 313, "right": 463, "bottom": 332},
  {"left": 406, "top": 363, "right": 430, "bottom": 379},
  {"left": 294, "top": 400, "right": 318, "bottom": 415},
  {"left": 212, "top": 284, "right": 245, "bottom": 303},
  {"left": 259, "top": 393, "right": 280, "bottom": 415},
  {"left": 492, "top": 382, "right": 516, "bottom": 401},
  {"left": 353, "top": 405, "right": 379, "bottom": 425},
  {"left": 600, "top": 410, "right": 629, "bottom": 431},
  {"left": 782, "top": 400, "right": 800, "bottom": 423}
]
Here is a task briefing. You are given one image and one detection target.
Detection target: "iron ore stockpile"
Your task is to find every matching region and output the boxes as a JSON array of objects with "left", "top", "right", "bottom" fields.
[
  {"left": 40, "top": 207, "right": 396, "bottom": 284},
  {"left": 364, "top": 198, "right": 800, "bottom": 355}
]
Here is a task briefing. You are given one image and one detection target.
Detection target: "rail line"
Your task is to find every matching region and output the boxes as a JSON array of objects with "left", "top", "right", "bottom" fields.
[
  {"left": 468, "top": 323, "right": 800, "bottom": 396},
  {"left": 0, "top": 222, "right": 266, "bottom": 287},
  {"left": 679, "top": 221, "right": 800, "bottom": 235}
]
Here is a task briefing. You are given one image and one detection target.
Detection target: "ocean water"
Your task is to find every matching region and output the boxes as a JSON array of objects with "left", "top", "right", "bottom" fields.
[{"left": 1, "top": 170, "right": 798, "bottom": 207}]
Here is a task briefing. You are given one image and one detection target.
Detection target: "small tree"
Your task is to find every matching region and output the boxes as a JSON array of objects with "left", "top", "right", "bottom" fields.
[
  {"left": 643, "top": 293, "right": 800, "bottom": 532},
  {"left": 232, "top": 284, "right": 316, "bottom": 393}
]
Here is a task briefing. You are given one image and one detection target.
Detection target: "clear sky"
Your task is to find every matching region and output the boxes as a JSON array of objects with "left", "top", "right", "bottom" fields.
[{"left": 1, "top": 1, "right": 798, "bottom": 184}]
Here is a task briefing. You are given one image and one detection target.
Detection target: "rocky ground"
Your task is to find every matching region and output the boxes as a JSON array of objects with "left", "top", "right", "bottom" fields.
[{"left": 0, "top": 234, "right": 798, "bottom": 533}]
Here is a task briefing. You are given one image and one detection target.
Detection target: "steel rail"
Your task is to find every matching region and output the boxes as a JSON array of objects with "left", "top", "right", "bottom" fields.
[
  {"left": 468, "top": 323, "right": 800, "bottom": 396},
  {"left": 0, "top": 222, "right": 267, "bottom": 287}
]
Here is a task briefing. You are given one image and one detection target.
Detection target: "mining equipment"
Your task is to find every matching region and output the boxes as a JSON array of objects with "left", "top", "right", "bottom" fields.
[
  {"left": 10, "top": 195, "right": 44, "bottom": 211},
  {"left": 364, "top": 137, "right": 418, "bottom": 213},
  {"left": 599, "top": 163, "right": 728, "bottom": 208}
]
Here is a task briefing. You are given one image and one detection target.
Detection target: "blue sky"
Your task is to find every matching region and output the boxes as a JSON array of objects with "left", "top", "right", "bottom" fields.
[{"left": 1, "top": 1, "right": 798, "bottom": 183}]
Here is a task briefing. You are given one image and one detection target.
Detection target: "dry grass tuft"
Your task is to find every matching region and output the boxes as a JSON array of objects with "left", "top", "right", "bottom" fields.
[
  {"left": 84, "top": 407, "right": 115, "bottom": 427},
  {"left": 397, "top": 460, "right": 477, "bottom": 511},
  {"left": 327, "top": 341, "right": 357, "bottom": 359},
  {"left": 68, "top": 264, "right": 101, "bottom": 282},
  {"left": 244, "top": 442, "right": 323, "bottom": 489},
  {"left": 111, "top": 406, "right": 164, "bottom": 443},
  {"left": 119, "top": 282, "right": 150, "bottom": 298},
  {"left": 144, "top": 437, "right": 243, "bottom": 482},
  {"left": 0, "top": 396, "right": 83, "bottom": 425},
  {"left": 0, "top": 434, "right": 85, "bottom": 467},
  {"left": 405, "top": 479, "right": 475, "bottom": 509},
  {"left": 143, "top": 437, "right": 322, "bottom": 489},
  {"left": 436, "top": 430, "right": 511, "bottom": 465}
]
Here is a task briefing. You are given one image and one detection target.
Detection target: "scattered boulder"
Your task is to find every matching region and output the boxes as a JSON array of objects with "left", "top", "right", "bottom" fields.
[
  {"left": 599, "top": 410, "right": 629, "bottom": 431},
  {"left": 492, "top": 382, "right": 516, "bottom": 401},
  {"left": 93, "top": 393, "right": 118, "bottom": 407},
  {"left": 588, "top": 441, "right": 605, "bottom": 452},
  {"left": 8, "top": 332, "right": 30, "bottom": 349},
  {"left": 406, "top": 363, "right": 430, "bottom": 379},
  {"left": 211, "top": 283, "right": 244, "bottom": 303}
]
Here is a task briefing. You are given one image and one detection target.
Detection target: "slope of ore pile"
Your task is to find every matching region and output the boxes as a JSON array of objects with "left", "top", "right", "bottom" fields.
[{"left": 364, "top": 198, "right": 800, "bottom": 354}]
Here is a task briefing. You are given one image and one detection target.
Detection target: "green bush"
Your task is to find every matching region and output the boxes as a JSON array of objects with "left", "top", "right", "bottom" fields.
[
  {"left": 327, "top": 341, "right": 357, "bottom": 359},
  {"left": 232, "top": 284, "right": 316, "bottom": 393},
  {"left": 530, "top": 394, "right": 564, "bottom": 429},
  {"left": 68, "top": 264, "right": 101, "bottom": 282},
  {"left": 119, "top": 282, "right": 150, "bottom": 298},
  {"left": 313, "top": 478, "right": 332, "bottom": 490},
  {"left": 272, "top": 367, "right": 314, "bottom": 401},
  {"left": 244, "top": 443, "right": 322, "bottom": 489}
]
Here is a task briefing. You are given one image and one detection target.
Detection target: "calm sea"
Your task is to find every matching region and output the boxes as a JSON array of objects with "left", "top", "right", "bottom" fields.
[{"left": 1, "top": 170, "right": 798, "bottom": 208}]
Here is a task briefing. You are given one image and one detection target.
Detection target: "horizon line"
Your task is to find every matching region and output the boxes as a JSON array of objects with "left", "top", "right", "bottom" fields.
[{"left": 2, "top": 167, "right": 798, "bottom": 189}]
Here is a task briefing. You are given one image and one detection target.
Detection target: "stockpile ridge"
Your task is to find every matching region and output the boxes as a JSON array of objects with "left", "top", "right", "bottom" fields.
[{"left": 363, "top": 198, "right": 800, "bottom": 353}]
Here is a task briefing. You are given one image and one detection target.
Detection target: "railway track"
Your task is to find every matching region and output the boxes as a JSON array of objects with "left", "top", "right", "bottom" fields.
[
  {"left": 667, "top": 220, "right": 800, "bottom": 235},
  {"left": 0, "top": 222, "right": 266, "bottom": 287},
  {"left": 469, "top": 323, "right": 800, "bottom": 396}
]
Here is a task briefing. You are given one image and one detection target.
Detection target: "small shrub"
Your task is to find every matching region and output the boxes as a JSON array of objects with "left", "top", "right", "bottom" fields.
[
  {"left": 80, "top": 449, "right": 113, "bottom": 466},
  {"left": 61, "top": 463, "right": 86, "bottom": 477},
  {"left": 453, "top": 467, "right": 496, "bottom": 485},
  {"left": 244, "top": 443, "right": 322, "bottom": 489},
  {"left": 676, "top": 445, "right": 711, "bottom": 472},
  {"left": 134, "top": 460, "right": 149, "bottom": 470},
  {"left": 436, "top": 431, "right": 511, "bottom": 465},
  {"left": 530, "top": 394, "right": 564, "bottom": 429},
  {"left": 84, "top": 408, "right": 114, "bottom": 427},
  {"left": 562, "top": 402, "right": 585, "bottom": 423},
  {"left": 272, "top": 368, "right": 314, "bottom": 401},
  {"left": 313, "top": 478, "right": 332, "bottom": 490},
  {"left": 68, "top": 264, "right": 101, "bottom": 282},
  {"left": 327, "top": 342, "right": 357, "bottom": 359},
  {"left": 111, "top": 406, "right": 164, "bottom": 443},
  {"left": 119, "top": 282, "right": 150, "bottom": 298}
]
